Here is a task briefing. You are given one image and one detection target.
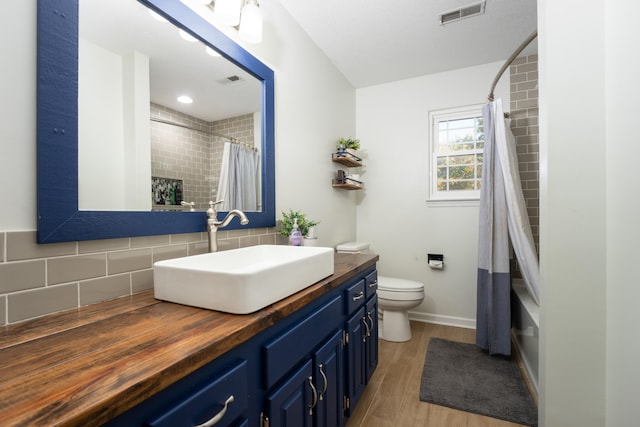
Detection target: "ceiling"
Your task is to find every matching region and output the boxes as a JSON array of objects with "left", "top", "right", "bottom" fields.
[
  {"left": 278, "top": 0, "right": 538, "bottom": 89},
  {"left": 80, "top": 0, "right": 261, "bottom": 122}
]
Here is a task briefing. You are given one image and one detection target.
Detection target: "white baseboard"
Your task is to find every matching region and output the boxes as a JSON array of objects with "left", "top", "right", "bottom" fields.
[{"left": 409, "top": 311, "right": 476, "bottom": 329}]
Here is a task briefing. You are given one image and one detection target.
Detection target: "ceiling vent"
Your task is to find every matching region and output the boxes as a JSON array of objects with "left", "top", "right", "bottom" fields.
[{"left": 439, "top": 1, "right": 486, "bottom": 26}]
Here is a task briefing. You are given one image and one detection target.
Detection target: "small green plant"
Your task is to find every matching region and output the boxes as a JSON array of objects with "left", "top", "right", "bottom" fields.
[
  {"left": 280, "top": 210, "right": 319, "bottom": 237},
  {"left": 336, "top": 137, "right": 361, "bottom": 150}
]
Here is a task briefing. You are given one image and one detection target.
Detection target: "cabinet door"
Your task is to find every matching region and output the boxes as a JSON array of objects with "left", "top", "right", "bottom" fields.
[
  {"left": 313, "top": 329, "right": 346, "bottom": 427},
  {"left": 264, "top": 359, "right": 315, "bottom": 427},
  {"left": 365, "top": 296, "right": 379, "bottom": 383},
  {"left": 344, "top": 307, "right": 366, "bottom": 416}
]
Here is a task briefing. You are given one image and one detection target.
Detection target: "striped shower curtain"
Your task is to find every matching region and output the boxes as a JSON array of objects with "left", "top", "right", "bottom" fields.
[{"left": 476, "top": 99, "right": 539, "bottom": 356}]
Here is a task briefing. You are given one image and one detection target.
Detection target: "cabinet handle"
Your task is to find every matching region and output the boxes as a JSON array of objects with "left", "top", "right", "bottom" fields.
[
  {"left": 308, "top": 376, "right": 318, "bottom": 416},
  {"left": 194, "top": 395, "right": 234, "bottom": 427},
  {"left": 318, "top": 363, "right": 328, "bottom": 401},
  {"left": 361, "top": 317, "right": 370, "bottom": 342},
  {"left": 366, "top": 311, "right": 374, "bottom": 337},
  {"left": 369, "top": 279, "right": 378, "bottom": 288},
  {"left": 352, "top": 291, "right": 364, "bottom": 302}
]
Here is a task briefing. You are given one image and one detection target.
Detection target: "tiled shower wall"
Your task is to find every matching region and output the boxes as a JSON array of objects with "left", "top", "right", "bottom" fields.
[
  {"left": 0, "top": 228, "right": 287, "bottom": 325},
  {"left": 150, "top": 104, "right": 255, "bottom": 210},
  {"left": 509, "top": 54, "right": 540, "bottom": 271}
]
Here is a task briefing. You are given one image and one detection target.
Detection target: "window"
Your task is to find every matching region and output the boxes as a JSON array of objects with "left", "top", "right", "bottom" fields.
[{"left": 428, "top": 105, "right": 484, "bottom": 201}]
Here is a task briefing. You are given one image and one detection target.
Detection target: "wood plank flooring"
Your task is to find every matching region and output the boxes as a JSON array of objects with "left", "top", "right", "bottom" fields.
[{"left": 345, "top": 321, "right": 534, "bottom": 427}]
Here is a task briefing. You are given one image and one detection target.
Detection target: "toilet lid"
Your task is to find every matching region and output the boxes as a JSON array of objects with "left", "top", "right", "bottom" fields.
[
  {"left": 336, "top": 242, "right": 369, "bottom": 252},
  {"left": 378, "top": 276, "right": 424, "bottom": 292}
]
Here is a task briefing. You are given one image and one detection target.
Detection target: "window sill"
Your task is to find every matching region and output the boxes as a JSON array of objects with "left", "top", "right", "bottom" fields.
[{"left": 426, "top": 199, "right": 480, "bottom": 208}]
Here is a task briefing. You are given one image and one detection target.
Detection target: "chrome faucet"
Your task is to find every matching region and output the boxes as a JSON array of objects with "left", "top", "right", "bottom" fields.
[{"left": 206, "top": 200, "right": 249, "bottom": 252}]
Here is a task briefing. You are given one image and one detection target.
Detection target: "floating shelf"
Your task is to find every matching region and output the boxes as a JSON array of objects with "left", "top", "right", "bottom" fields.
[
  {"left": 332, "top": 183, "right": 363, "bottom": 190},
  {"left": 332, "top": 152, "right": 362, "bottom": 167}
]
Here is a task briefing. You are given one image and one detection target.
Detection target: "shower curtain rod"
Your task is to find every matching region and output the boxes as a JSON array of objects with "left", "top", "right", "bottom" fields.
[
  {"left": 150, "top": 117, "right": 239, "bottom": 143},
  {"left": 487, "top": 30, "right": 538, "bottom": 102}
]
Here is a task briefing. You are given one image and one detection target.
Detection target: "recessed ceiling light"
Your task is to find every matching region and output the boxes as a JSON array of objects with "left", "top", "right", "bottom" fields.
[
  {"left": 178, "top": 29, "right": 197, "bottom": 42},
  {"left": 177, "top": 95, "right": 193, "bottom": 104}
]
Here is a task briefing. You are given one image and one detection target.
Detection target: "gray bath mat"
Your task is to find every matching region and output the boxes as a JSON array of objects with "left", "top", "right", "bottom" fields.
[{"left": 420, "top": 338, "right": 538, "bottom": 426}]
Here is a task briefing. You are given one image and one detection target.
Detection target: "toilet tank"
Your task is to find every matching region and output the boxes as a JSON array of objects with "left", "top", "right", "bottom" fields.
[{"left": 336, "top": 242, "right": 370, "bottom": 254}]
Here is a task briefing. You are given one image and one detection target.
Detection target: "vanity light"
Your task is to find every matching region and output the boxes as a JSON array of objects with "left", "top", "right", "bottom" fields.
[
  {"left": 239, "top": 0, "right": 263, "bottom": 44},
  {"left": 177, "top": 95, "right": 194, "bottom": 104},
  {"left": 212, "top": 0, "right": 243, "bottom": 27}
]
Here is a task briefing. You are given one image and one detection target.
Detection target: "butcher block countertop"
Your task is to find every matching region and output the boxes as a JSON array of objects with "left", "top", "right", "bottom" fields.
[{"left": 0, "top": 252, "right": 378, "bottom": 427}]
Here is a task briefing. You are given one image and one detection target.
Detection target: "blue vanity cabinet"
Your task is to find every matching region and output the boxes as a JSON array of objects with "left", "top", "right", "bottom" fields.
[
  {"left": 365, "top": 296, "right": 379, "bottom": 383},
  {"left": 344, "top": 306, "right": 367, "bottom": 415},
  {"left": 313, "top": 329, "right": 346, "bottom": 427},
  {"left": 103, "top": 266, "right": 378, "bottom": 427},
  {"left": 263, "top": 359, "right": 315, "bottom": 427}
]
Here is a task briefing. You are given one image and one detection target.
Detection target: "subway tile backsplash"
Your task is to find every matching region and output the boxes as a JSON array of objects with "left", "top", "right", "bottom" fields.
[{"left": 0, "top": 225, "right": 286, "bottom": 325}]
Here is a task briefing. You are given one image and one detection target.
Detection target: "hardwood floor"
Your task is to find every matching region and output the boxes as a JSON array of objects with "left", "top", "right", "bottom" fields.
[{"left": 345, "top": 321, "right": 534, "bottom": 427}]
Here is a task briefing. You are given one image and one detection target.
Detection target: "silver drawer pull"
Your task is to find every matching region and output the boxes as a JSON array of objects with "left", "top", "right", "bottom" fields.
[
  {"left": 352, "top": 291, "right": 364, "bottom": 301},
  {"left": 308, "top": 376, "right": 318, "bottom": 415},
  {"left": 369, "top": 279, "right": 378, "bottom": 288},
  {"left": 194, "top": 395, "right": 234, "bottom": 427},
  {"left": 318, "top": 363, "right": 328, "bottom": 400},
  {"left": 361, "top": 317, "right": 370, "bottom": 341}
]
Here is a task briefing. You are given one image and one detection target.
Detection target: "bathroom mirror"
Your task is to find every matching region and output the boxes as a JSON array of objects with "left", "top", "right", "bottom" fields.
[{"left": 37, "top": 0, "right": 275, "bottom": 243}]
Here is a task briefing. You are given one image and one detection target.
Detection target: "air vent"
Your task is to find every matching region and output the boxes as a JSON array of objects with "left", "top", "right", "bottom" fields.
[{"left": 439, "top": 1, "right": 486, "bottom": 25}]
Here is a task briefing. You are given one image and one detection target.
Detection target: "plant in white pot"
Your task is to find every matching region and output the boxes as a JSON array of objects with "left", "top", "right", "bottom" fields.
[
  {"left": 336, "top": 137, "right": 361, "bottom": 157},
  {"left": 280, "top": 210, "right": 320, "bottom": 246}
]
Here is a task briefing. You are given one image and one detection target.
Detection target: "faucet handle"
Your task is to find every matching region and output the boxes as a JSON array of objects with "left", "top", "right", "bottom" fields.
[{"left": 207, "top": 200, "right": 224, "bottom": 217}]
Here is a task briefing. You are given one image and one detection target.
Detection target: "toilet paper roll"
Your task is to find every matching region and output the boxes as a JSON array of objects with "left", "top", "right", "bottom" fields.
[{"left": 428, "top": 260, "right": 444, "bottom": 269}]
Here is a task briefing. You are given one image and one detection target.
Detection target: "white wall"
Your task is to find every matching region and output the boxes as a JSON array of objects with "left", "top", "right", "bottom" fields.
[
  {"left": 605, "top": 3, "right": 640, "bottom": 423},
  {"left": 0, "top": 1, "right": 358, "bottom": 247},
  {"left": 539, "top": 0, "right": 640, "bottom": 426},
  {"left": 355, "top": 63, "right": 509, "bottom": 326}
]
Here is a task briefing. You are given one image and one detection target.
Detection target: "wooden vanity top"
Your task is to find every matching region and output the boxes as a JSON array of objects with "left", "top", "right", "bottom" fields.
[{"left": 0, "top": 252, "right": 378, "bottom": 427}]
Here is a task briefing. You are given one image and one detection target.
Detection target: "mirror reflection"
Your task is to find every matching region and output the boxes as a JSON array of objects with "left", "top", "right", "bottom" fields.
[{"left": 78, "top": 0, "right": 262, "bottom": 212}]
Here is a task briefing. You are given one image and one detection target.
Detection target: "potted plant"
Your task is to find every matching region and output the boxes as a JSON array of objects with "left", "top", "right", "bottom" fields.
[
  {"left": 280, "top": 210, "right": 319, "bottom": 242},
  {"left": 337, "top": 137, "right": 361, "bottom": 157}
]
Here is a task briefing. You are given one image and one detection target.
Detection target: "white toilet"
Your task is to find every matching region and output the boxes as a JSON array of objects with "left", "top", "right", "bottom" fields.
[{"left": 336, "top": 242, "right": 425, "bottom": 342}]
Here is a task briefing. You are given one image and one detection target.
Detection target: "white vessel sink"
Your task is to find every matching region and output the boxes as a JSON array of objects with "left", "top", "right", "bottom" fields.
[{"left": 153, "top": 245, "right": 335, "bottom": 314}]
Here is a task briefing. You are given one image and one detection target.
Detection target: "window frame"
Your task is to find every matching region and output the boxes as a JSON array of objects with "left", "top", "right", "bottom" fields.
[{"left": 428, "top": 104, "right": 484, "bottom": 202}]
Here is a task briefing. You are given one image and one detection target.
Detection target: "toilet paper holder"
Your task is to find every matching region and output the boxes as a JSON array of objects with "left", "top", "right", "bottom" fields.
[{"left": 427, "top": 253, "right": 444, "bottom": 269}]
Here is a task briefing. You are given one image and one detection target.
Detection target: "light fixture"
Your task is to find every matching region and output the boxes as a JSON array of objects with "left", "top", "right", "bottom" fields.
[
  {"left": 177, "top": 95, "right": 193, "bottom": 104},
  {"left": 212, "top": 0, "right": 243, "bottom": 27},
  {"left": 239, "top": 0, "right": 263, "bottom": 43}
]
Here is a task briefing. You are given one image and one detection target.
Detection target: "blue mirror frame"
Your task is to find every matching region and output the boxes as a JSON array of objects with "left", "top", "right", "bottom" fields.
[{"left": 37, "top": 0, "right": 275, "bottom": 243}]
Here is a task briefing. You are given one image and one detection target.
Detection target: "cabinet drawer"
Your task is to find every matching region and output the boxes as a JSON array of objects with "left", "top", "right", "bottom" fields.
[
  {"left": 147, "top": 360, "right": 248, "bottom": 427},
  {"left": 344, "top": 279, "right": 365, "bottom": 316},
  {"left": 263, "top": 295, "right": 342, "bottom": 389},
  {"left": 365, "top": 270, "right": 378, "bottom": 300}
]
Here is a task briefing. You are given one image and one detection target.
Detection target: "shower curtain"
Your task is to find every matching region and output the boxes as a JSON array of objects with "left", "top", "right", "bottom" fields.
[
  {"left": 476, "top": 99, "right": 540, "bottom": 356},
  {"left": 217, "top": 142, "right": 260, "bottom": 211}
]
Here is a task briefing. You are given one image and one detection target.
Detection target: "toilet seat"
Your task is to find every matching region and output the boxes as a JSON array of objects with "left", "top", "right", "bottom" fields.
[{"left": 378, "top": 276, "right": 424, "bottom": 292}]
